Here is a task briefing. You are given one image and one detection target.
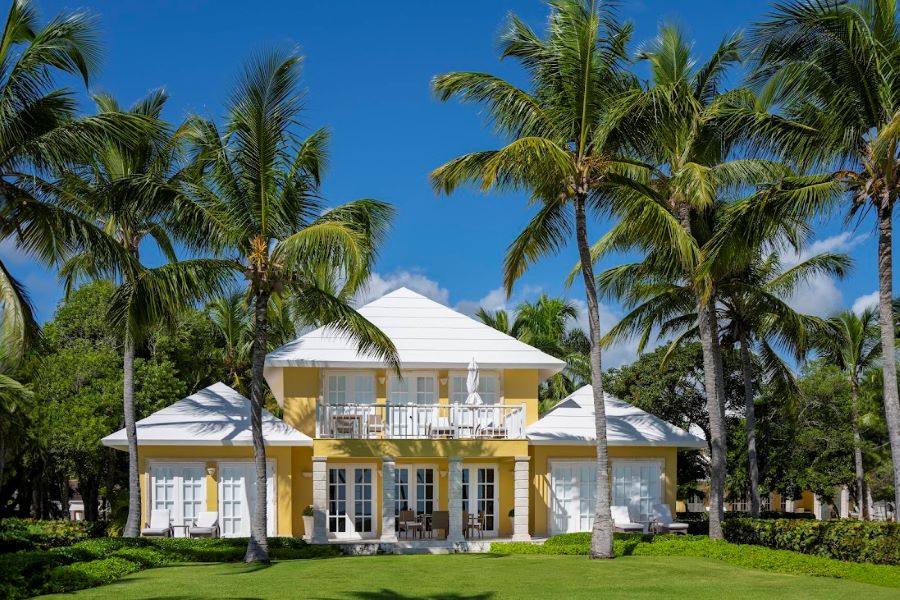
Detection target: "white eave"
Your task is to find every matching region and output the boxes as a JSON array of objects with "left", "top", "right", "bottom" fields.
[
  {"left": 101, "top": 382, "right": 311, "bottom": 450},
  {"left": 265, "top": 287, "right": 566, "bottom": 379},
  {"left": 526, "top": 385, "right": 707, "bottom": 449}
]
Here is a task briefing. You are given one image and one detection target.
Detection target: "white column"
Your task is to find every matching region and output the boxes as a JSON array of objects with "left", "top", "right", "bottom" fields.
[
  {"left": 381, "top": 456, "right": 397, "bottom": 542},
  {"left": 312, "top": 456, "right": 328, "bottom": 543},
  {"left": 813, "top": 494, "right": 824, "bottom": 520},
  {"left": 447, "top": 456, "right": 464, "bottom": 543},
  {"left": 839, "top": 486, "right": 850, "bottom": 519},
  {"left": 785, "top": 498, "right": 795, "bottom": 513},
  {"left": 513, "top": 456, "right": 531, "bottom": 541}
]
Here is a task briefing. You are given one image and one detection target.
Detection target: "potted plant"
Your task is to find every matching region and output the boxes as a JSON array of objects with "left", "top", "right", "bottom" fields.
[
  {"left": 508, "top": 508, "right": 515, "bottom": 534},
  {"left": 302, "top": 505, "right": 314, "bottom": 540}
]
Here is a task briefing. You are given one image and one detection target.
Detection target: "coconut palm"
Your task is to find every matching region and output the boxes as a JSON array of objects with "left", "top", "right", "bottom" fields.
[
  {"left": 0, "top": 0, "right": 146, "bottom": 363},
  {"left": 58, "top": 91, "right": 236, "bottom": 537},
  {"left": 601, "top": 232, "right": 849, "bottom": 516},
  {"left": 750, "top": 0, "right": 900, "bottom": 517},
  {"left": 583, "top": 24, "right": 786, "bottom": 538},
  {"left": 431, "top": 0, "right": 642, "bottom": 557},
  {"left": 181, "top": 50, "right": 399, "bottom": 562},
  {"left": 811, "top": 308, "right": 882, "bottom": 519}
]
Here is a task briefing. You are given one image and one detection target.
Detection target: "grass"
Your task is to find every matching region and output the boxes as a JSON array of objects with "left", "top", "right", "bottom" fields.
[{"left": 38, "top": 554, "right": 900, "bottom": 600}]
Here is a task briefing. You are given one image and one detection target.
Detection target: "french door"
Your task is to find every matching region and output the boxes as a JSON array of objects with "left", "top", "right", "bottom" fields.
[
  {"left": 395, "top": 466, "right": 437, "bottom": 518},
  {"left": 462, "top": 466, "right": 498, "bottom": 535},
  {"left": 218, "top": 462, "right": 275, "bottom": 537},
  {"left": 611, "top": 460, "right": 663, "bottom": 522},
  {"left": 549, "top": 461, "right": 596, "bottom": 535},
  {"left": 149, "top": 462, "right": 205, "bottom": 537},
  {"left": 327, "top": 466, "right": 375, "bottom": 539}
]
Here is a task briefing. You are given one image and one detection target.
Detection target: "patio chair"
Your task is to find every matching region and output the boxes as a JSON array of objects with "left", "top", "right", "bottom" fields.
[
  {"left": 189, "top": 511, "right": 219, "bottom": 538},
  {"left": 650, "top": 504, "right": 689, "bottom": 534},
  {"left": 431, "top": 510, "right": 450, "bottom": 540},
  {"left": 141, "top": 509, "right": 173, "bottom": 537},
  {"left": 428, "top": 416, "right": 454, "bottom": 439},
  {"left": 366, "top": 414, "right": 385, "bottom": 438},
  {"left": 611, "top": 505, "right": 643, "bottom": 533},
  {"left": 464, "top": 511, "right": 484, "bottom": 538},
  {"left": 398, "top": 509, "right": 422, "bottom": 539}
]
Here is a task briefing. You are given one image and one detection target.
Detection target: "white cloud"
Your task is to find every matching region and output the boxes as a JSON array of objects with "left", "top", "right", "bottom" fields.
[
  {"left": 781, "top": 232, "right": 867, "bottom": 317},
  {"left": 354, "top": 270, "right": 450, "bottom": 306},
  {"left": 0, "top": 238, "right": 34, "bottom": 267},
  {"left": 852, "top": 291, "right": 879, "bottom": 315}
]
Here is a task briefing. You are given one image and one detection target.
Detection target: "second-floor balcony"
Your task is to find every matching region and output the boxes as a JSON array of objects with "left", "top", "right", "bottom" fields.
[{"left": 316, "top": 401, "right": 526, "bottom": 440}]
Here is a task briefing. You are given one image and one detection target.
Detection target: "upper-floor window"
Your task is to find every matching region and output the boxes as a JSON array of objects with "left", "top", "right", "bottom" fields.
[
  {"left": 389, "top": 372, "right": 437, "bottom": 405},
  {"left": 450, "top": 372, "right": 499, "bottom": 405},
  {"left": 325, "top": 372, "right": 375, "bottom": 404}
]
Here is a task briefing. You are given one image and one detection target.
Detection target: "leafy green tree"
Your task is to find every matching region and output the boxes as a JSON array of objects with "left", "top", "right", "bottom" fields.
[
  {"left": 59, "top": 91, "right": 233, "bottom": 537},
  {"left": 431, "top": 0, "right": 639, "bottom": 558},
  {"left": 750, "top": 0, "right": 900, "bottom": 515},
  {"left": 182, "top": 50, "right": 398, "bottom": 562},
  {"left": 812, "top": 309, "right": 882, "bottom": 519}
]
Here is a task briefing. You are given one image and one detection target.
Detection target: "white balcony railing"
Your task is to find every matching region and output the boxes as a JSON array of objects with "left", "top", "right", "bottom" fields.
[{"left": 316, "top": 401, "right": 526, "bottom": 440}]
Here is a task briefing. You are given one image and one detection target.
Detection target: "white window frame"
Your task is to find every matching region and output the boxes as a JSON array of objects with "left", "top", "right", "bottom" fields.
[
  {"left": 324, "top": 371, "right": 376, "bottom": 404},
  {"left": 611, "top": 458, "right": 665, "bottom": 522},
  {"left": 461, "top": 463, "right": 499, "bottom": 536},
  {"left": 449, "top": 370, "right": 502, "bottom": 405},
  {"left": 388, "top": 371, "right": 438, "bottom": 405},
  {"left": 394, "top": 463, "right": 439, "bottom": 517},
  {"left": 326, "top": 463, "right": 377, "bottom": 540},
  {"left": 217, "top": 459, "right": 276, "bottom": 538},
  {"left": 148, "top": 461, "right": 207, "bottom": 538},
  {"left": 547, "top": 459, "right": 598, "bottom": 535}
]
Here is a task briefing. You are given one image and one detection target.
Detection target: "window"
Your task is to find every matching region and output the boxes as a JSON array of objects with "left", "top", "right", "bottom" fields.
[
  {"left": 149, "top": 462, "right": 206, "bottom": 537},
  {"left": 612, "top": 461, "right": 662, "bottom": 522},
  {"left": 326, "top": 373, "right": 375, "bottom": 404},
  {"left": 450, "top": 373, "right": 499, "bottom": 404},
  {"left": 395, "top": 465, "right": 437, "bottom": 518},
  {"left": 389, "top": 373, "right": 436, "bottom": 405}
]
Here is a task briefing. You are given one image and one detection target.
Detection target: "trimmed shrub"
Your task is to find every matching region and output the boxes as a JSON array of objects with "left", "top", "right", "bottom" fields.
[
  {"left": 723, "top": 518, "right": 900, "bottom": 566},
  {"left": 0, "top": 536, "right": 341, "bottom": 599},
  {"left": 0, "top": 518, "right": 97, "bottom": 553},
  {"left": 492, "top": 533, "right": 900, "bottom": 588}
]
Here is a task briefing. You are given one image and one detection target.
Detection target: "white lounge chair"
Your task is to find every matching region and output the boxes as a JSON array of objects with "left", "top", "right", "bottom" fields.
[
  {"left": 651, "top": 503, "right": 689, "bottom": 534},
  {"left": 611, "top": 505, "right": 644, "bottom": 533},
  {"left": 189, "top": 511, "right": 220, "bottom": 538},
  {"left": 141, "top": 509, "right": 173, "bottom": 537}
]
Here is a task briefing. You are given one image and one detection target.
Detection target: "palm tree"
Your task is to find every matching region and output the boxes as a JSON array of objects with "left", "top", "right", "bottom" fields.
[
  {"left": 0, "top": 0, "right": 144, "bottom": 363},
  {"left": 58, "top": 91, "right": 235, "bottom": 538},
  {"left": 182, "top": 50, "right": 399, "bottom": 562},
  {"left": 812, "top": 309, "right": 881, "bottom": 519},
  {"left": 431, "top": 0, "right": 640, "bottom": 558},
  {"left": 475, "top": 307, "right": 512, "bottom": 336},
  {"left": 601, "top": 238, "right": 849, "bottom": 516},
  {"left": 751, "top": 0, "right": 900, "bottom": 518},
  {"left": 584, "top": 24, "right": 786, "bottom": 538}
]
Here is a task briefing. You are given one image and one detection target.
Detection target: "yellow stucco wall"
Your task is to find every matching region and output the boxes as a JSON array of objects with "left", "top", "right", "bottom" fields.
[
  {"left": 283, "top": 368, "right": 320, "bottom": 437},
  {"left": 313, "top": 439, "right": 529, "bottom": 459},
  {"left": 138, "top": 445, "right": 296, "bottom": 536},
  {"left": 529, "top": 444, "right": 678, "bottom": 537},
  {"left": 504, "top": 369, "right": 540, "bottom": 426}
]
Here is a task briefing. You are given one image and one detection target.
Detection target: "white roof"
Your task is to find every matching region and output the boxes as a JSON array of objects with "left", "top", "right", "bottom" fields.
[
  {"left": 265, "top": 287, "right": 566, "bottom": 379},
  {"left": 102, "top": 382, "right": 311, "bottom": 449},
  {"left": 526, "top": 385, "right": 707, "bottom": 448}
]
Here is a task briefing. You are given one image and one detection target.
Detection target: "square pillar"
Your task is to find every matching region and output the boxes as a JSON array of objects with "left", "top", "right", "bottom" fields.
[
  {"left": 785, "top": 498, "right": 795, "bottom": 513},
  {"left": 381, "top": 456, "right": 397, "bottom": 542},
  {"left": 312, "top": 456, "right": 328, "bottom": 543},
  {"left": 447, "top": 456, "right": 464, "bottom": 543},
  {"left": 513, "top": 456, "right": 531, "bottom": 541},
  {"left": 839, "top": 486, "right": 850, "bottom": 518}
]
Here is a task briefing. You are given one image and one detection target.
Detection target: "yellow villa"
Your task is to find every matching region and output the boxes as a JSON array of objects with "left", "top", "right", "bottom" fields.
[{"left": 103, "top": 287, "right": 705, "bottom": 543}]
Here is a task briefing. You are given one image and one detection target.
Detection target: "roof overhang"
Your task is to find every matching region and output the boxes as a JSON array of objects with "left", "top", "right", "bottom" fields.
[
  {"left": 526, "top": 437, "right": 708, "bottom": 449},
  {"left": 101, "top": 436, "right": 311, "bottom": 450}
]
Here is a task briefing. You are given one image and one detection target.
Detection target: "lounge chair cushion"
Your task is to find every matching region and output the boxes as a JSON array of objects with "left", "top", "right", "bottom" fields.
[
  {"left": 140, "top": 527, "right": 171, "bottom": 536},
  {"left": 189, "top": 526, "right": 217, "bottom": 535}
]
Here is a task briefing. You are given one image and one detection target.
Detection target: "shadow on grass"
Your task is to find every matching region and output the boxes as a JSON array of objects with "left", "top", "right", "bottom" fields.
[{"left": 318, "top": 592, "right": 495, "bottom": 600}]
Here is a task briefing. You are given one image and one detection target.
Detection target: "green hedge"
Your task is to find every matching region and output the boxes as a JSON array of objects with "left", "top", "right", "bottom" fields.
[
  {"left": 492, "top": 533, "right": 900, "bottom": 588},
  {"left": 723, "top": 518, "right": 900, "bottom": 565},
  {"left": 0, "top": 537, "right": 340, "bottom": 599},
  {"left": 0, "top": 518, "right": 102, "bottom": 553}
]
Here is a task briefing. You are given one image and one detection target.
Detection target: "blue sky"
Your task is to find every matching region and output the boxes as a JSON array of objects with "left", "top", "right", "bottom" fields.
[{"left": 3, "top": 0, "right": 891, "bottom": 367}]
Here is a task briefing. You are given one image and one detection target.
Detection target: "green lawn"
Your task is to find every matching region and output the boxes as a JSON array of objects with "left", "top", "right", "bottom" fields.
[{"left": 39, "top": 554, "right": 900, "bottom": 600}]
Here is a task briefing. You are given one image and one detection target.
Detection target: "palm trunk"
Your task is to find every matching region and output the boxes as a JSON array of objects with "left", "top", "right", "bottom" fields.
[
  {"left": 574, "top": 195, "right": 614, "bottom": 559},
  {"left": 876, "top": 197, "right": 900, "bottom": 522},
  {"left": 122, "top": 331, "right": 141, "bottom": 537},
  {"left": 850, "top": 378, "right": 868, "bottom": 520},
  {"left": 678, "top": 203, "right": 727, "bottom": 538},
  {"left": 244, "top": 288, "right": 271, "bottom": 563},
  {"left": 739, "top": 332, "right": 760, "bottom": 518}
]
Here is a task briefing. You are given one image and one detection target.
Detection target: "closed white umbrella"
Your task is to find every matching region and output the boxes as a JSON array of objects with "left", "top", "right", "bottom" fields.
[{"left": 465, "top": 358, "right": 482, "bottom": 405}]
